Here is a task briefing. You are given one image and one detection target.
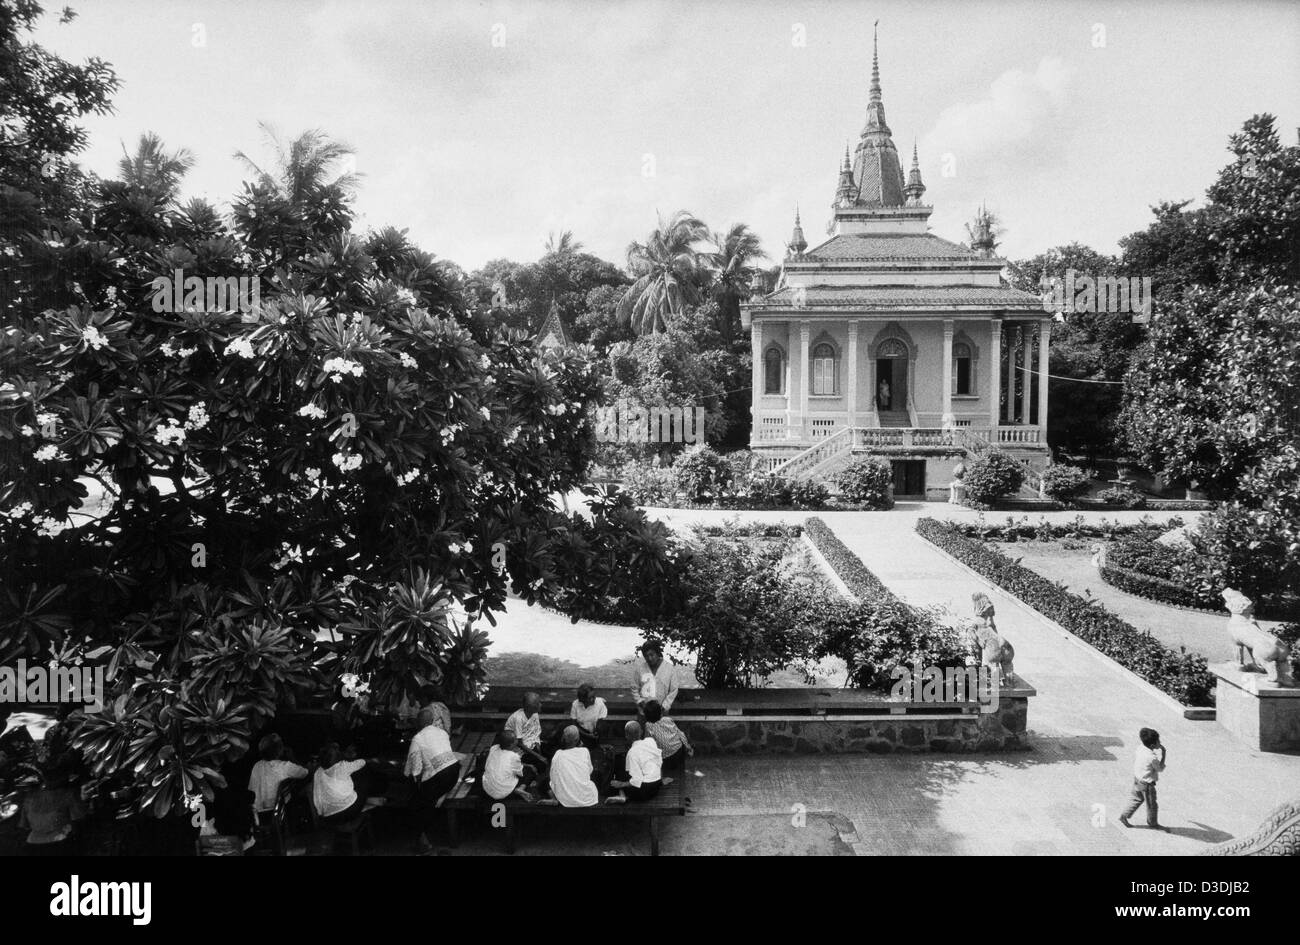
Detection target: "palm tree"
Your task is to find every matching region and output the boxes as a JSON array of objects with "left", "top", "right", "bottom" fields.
[
  {"left": 117, "top": 132, "right": 194, "bottom": 200},
  {"left": 544, "top": 229, "right": 583, "bottom": 256},
  {"left": 617, "top": 211, "right": 709, "bottom": 335},
  {"left": 706, "top": 223, "right": 767, "bottom": 342},
  {"left": 234, "top": 123, "right": 360, "bottom": 204}
]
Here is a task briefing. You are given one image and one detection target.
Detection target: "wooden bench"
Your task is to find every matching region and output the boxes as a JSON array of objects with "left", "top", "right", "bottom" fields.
[{"left": 438, "top": 731, "right": 687, "bottom": 855}]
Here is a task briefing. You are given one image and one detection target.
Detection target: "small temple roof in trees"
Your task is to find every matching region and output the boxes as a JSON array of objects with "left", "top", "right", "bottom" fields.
[{"left": 534, "top": 298, "right": 571, "bottom": 348}]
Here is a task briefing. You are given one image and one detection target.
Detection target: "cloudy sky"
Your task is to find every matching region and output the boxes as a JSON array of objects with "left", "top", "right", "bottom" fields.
[{"left": 35, "top": 0, "right": 1300, "bottom": 271}]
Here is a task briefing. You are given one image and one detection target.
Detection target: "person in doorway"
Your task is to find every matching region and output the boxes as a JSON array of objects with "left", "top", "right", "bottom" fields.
[{"left": 877, "top": 377, "right": 891, "bottom": 410}]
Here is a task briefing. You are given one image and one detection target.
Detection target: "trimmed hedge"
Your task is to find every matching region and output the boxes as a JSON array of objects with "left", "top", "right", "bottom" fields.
[
  {"left": 803, "top": 518, "right": 965, "bottom": 690},
  {"left": 1100, "top": 537, "right": 1220, "bottom": 611},
  {"left": 692, "top": 522, "right": 803, "bottom": 539},
  {"left": 956, "top": 515, "right": 1181, "bottom": 544},
  {"left": 804, "top": 517, "right": 899, "bottom": 603},
  {"left": 916, "top": 518, "right": 1215, "bottom": 707}
]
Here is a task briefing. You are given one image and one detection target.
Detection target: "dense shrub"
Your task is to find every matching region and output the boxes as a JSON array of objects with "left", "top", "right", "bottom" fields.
[
  {"left": 810, "top": 595, "right": 966, "bottom": 690},
  {"left": 619, "top": 458, "right": 676, "bottom": 505},
  {"left": 1096, "top": 485, "right": 1147, "bottom": 509},
  {"left": 1040, "top": 464, "right": 1091, "bottom": 503},
  {"left": 1190, "top": 502, "right": 1300, "bottom": 613},
  {"left": 672, "top": 444, "right": 733, "bottom": 503},
  {"left": 962, "top": 451, "right": 1027, "bottom": 505},
  {"left": 789, "top": 479, "right": 830, "bottom": 509},
  {"left": 740, "top": 474, "right": 794, "bottom": 507},
  {"left": 650, "top": 537, "right": 821, "bottom": 688},
  {"left": 833, "top": 457, "right": 893, "bottom": 508},
  {"left": 916, "top": 518, "right": 1215, "bottom": 706}
]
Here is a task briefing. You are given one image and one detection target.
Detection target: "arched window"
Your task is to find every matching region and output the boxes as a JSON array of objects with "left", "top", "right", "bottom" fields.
[
  {"left": 763, "top": 346, "right": 784, "bottom": 394},
  {"left": 811, "top": 342, "right": 837, "bottom": 395},
  {"left": 953, "top": 341, "right": 973, "bottom": 395}
]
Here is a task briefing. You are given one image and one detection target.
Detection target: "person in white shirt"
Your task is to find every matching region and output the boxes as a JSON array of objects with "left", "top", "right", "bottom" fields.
[
  {"left": 1119, "top": 727, "right": 1169, "bottom": 830},
  {"left": 504, "top": 692, "right": 546, "bottom": 764},
  {"left": 482, "top": 731, "right": 538, "bottom": 802},
  {"left": 248, "top": 734, "right": 308, "bottom": 815},
  {"left": 544, "top": 726, "right": 599, "bottom": 808},
  {"left": 312, "top": 743, "right": 369, "bottom": 824},
  {"left": 569, "top": 684, "right": 607, "bottom": 746},
  {"left": 405, "top": 707, "right": 465, "bottom": 851},
  {"left": 631, "top": 642, "right": 679, "bottom": 713},
  {"left": 606, "top": 721, "right": 668, "bottom": 804}
]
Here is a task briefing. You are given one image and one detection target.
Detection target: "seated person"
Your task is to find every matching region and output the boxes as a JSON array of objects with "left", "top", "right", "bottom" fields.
[
  {"left": 606, "top": 721, "right": 668, "bottom": 805},
  {"left": 569, "top": 684, "right": 607, "bottom": 747},
  {"left": 542, "top": 726, "right": 599, "bottom": 808},
  {"left": 504, "top": 692, "right": 547, "bottom": 764},
  {"left": 482, "top": 731, "right": 537, "bottom": 802},
  {"left": 247, "top": 734, "right": 308, "bottom": 818},
  {"left": 312, "top": 742, "right": 370, "bottom": 824},
  {"left": 20, "top": 769, "right": 86, "bottom": 855},
  {"left": 642, "top": 700, "right": 692, "bottom": 770}
]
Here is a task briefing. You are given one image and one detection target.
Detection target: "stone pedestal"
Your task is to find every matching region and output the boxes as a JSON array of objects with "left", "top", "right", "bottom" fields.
[
  {"left": 948, "top": 481, "right": 966, "bottom": 505},
  {"left": 1210, "top": 663, "right": 1300, "bottom": 752}
]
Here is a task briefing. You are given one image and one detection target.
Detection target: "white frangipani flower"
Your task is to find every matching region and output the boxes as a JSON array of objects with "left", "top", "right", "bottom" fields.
[{"left": 225, "top": 336, "right": 255, "bottom": 359}]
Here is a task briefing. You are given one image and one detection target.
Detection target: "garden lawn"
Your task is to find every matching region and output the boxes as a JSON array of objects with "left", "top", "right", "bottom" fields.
[{"left": 991, "top": 541, "right": 1286, "bottom": 664}]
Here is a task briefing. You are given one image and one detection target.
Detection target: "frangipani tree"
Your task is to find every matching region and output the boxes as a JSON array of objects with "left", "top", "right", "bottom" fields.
[{"left": 0, "top": 123, "right": 605, "bottom": 814}]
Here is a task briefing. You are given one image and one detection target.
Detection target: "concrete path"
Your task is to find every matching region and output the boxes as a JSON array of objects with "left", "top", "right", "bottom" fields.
[{"left": 646, "top": 504, "right": 1300, "bottom": 855}]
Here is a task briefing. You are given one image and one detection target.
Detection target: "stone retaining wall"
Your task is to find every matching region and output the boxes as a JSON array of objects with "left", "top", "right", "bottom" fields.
[{"left": 678, "top": 695, "right": 1030, "bottom": 755}]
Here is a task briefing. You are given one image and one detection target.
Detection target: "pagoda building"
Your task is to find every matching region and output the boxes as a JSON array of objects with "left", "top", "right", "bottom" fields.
[{"left": 742, "top": 28, "right": 1050, "bottom": 498}]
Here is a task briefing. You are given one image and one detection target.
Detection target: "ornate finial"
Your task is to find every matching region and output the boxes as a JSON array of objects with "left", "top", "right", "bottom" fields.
[
  {"left": 911, "top": 139, "right": 919, "bottom": 168},
  {"left": 787, "top": 206, "right": 808, "bottom": 258},
  {"left": 843, "top": 141, "right": 852, "bottom": 170},
  {"left": 905, "top": 138, "right": 926, "bottom": 205},
  {"left": 870, "top": 21, "right": 881, "bottom": 102}
]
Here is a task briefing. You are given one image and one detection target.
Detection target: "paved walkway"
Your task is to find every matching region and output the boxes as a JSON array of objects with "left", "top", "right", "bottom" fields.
[{"left": 645, "top": 504, "right": 1300, "bottom": 855}]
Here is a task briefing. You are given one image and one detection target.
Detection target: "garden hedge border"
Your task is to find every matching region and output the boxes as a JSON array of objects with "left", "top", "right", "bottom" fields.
[
  {"left": 803, "top": 517, "right": 901, "bottom": 605},
  {"left": 915, "top": 518, "right": 1215, "bottom": 707}
]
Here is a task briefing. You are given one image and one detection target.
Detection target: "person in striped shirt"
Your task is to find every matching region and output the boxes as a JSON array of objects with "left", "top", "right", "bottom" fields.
[{"left": 642, "top": 699, "right": 692, "bottom": 771}]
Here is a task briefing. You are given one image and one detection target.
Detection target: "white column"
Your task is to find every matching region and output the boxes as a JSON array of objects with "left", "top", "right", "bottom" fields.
[
  {"left": 988, "top": 318, "right": 1002, "bottom": 429},
  {"left": 1037, "top": 320, "right": 1051, "bottom": 433},
  {"left": 1020, "top": 327, "right": 1034, "bottom": 426},
  {"left": 1004, "top": 322, "right": 1017, "bottom": 425},
  {"left": 798, "top": 321, "right": 811, "bottom": 441},
  {"left": 941, "top": 319, "right": 955, "bottom": 429},
  {"left": 785, "top": 321, "right": 797, "bottom": 436},
  {"left": 847, "top": 320, "right": 859, "bottom": 432},
  {"left": 750, "top": 320, "right": 763, "bottom": 438}
]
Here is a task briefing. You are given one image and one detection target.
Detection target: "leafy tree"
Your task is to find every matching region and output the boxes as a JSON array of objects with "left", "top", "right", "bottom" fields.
[
  {"left": 1120, "top": 282, "right": 1300, "bottom": 497},
  {"left": 1006, "top": 243, "right": 1141, "bottom": 465},
  {"left": 469, "top": 247, "right": 627, "bottom": 339}
]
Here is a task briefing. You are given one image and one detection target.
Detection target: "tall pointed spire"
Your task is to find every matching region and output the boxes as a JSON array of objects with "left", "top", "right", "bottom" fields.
[
  {"left": 904, "top": 138, "right": 927, "bottom": 206},
  {"left": 849, "top": 21, "right": 905, "bottom": 207},
  {"left": 835, "top": 143, "right": 858, "bottom": 208}
]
